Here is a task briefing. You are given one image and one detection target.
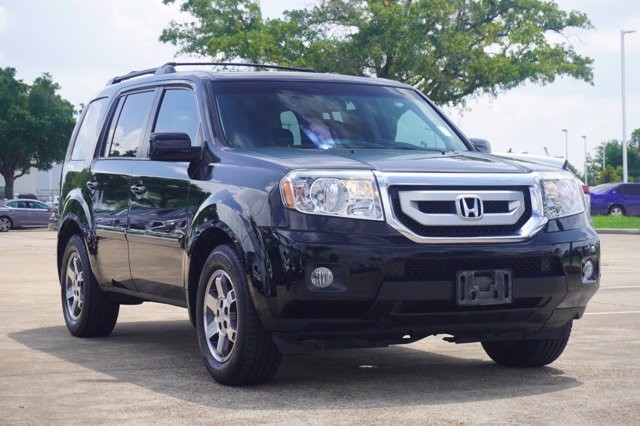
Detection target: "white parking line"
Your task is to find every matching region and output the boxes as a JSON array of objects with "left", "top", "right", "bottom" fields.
[
  {"left": 599, "top": 285, "right": 640, "bottom": 290},
  {"left": 585, "top": 310, "right": 640, "bottom": 316}
]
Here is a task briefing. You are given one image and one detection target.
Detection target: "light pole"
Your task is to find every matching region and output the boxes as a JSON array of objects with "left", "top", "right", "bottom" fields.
[
  {"left": 562, "top": 129, "right": 568, "bottom": 162},
  {"left": 621, "top": 29, "right": 636, "bottom": 182},
  {"left": 582, "top": 135, "right": 588, "bottom": 185}
]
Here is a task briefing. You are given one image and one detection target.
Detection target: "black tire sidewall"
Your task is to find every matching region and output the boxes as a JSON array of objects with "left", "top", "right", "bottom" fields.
[
  {"left": 60, "top": 235, "right": 95, "bottom": 335},
  {"left": 195, "top": 245, "right": 250, "bottom": 384}
]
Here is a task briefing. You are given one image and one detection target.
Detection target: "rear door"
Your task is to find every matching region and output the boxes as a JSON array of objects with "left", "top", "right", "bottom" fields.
[
  {"left": 89, "top": 88, "right": 158, "bottom": 290},
  {"left": 27, "top": 200, "right": 50, "bottom": 226},
  {"left": 127, "top": 86, "right": 200, "bottom": 301}
]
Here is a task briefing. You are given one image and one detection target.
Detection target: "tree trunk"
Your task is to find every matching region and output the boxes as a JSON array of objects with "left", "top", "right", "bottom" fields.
[{"left": 1, "top": 171, "right": 14, "bottom": 199}]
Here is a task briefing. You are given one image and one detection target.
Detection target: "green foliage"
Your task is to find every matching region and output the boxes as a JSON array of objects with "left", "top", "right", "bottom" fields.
[
  {"left": 587, "top": 134, "right": 640, "bottom": 185},
  {"left": 161, "top": 0, "right": 594, "bottom": 106},
  {"left": 0, "top": 68, "right": 75, "bottom": 199},
  {"left": 631, "top": 128, "right": 640, "bottom": 148},
  {"left": 592, "top": 215, "right": 640, "bottom": 229}
]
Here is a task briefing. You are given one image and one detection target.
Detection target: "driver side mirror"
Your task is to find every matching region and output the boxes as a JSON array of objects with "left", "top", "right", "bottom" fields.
[
  {"left": 149, "top": 133, "right": 202, "bottom": 162},
  {"left": 469, "top": 138, "right": 492, "bottom": 153}
]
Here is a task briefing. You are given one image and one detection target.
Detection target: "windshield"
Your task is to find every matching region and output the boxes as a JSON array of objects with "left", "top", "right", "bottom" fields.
[
  {"left": 213, "top": 81, "right": 469, "bottom": 152},
  {"left": 590, "top": 183, "right": 617, "bottom": 194}
]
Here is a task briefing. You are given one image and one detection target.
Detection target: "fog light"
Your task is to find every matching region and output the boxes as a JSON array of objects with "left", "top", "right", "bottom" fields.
[
  {"left": 582, "top": 260, "right": 595, "bottom": 282},
  {"left": 310, "top": 267, "right": 334, "bottom": 288}
]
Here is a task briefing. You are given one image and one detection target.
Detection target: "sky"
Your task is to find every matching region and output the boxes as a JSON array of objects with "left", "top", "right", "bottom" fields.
[{"left": 0, "top": 0, "right": 639, "bottom": 177}]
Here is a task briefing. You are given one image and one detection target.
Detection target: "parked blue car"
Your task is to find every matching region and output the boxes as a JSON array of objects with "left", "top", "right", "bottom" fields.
[{"left": 589, "top": 182, "right": 640, "bottom": 216}]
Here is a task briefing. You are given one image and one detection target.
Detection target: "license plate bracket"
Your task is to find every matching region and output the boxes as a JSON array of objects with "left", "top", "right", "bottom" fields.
[{"left": 456, "top": 269, "right": 512, "bottom": 306}]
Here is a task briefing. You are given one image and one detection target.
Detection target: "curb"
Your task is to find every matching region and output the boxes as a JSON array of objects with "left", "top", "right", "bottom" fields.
[{"left": 595, "top": 228, "right": 640, "bottom": 235}]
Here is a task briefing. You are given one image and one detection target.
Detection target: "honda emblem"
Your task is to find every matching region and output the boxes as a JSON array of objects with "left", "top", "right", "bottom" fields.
[{"left": 456, "top": 195, "right": 483, "bottom": 220}]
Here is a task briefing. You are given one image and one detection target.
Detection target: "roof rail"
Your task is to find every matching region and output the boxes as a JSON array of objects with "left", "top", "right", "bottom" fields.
[
  {"left": 162, "top": 62, "right": 317, "bottom": 73},
  {"left": 107, "top": 62, "right": 316, "bottom": 86}
]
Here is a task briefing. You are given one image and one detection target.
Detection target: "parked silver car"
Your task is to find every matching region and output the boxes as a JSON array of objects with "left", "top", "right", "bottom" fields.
[{"left": 0, "top": 199, "right": 51, "bottom": 232}]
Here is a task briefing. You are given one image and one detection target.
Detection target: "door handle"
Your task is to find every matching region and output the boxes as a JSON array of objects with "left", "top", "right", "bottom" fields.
[
  {"left": 86, "top": 180, "right": 98, "bottom": 191},
  {"left": 130, "top": 184, "right": 147, "bottom": 196}
]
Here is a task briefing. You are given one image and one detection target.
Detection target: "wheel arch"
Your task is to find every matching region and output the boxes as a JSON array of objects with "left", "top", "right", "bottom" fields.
[
  {"left": 186, "top": 225, "right": 237, "bottom": 326},
  {"left": 57, "top": 191, "right": 94, "bottom": 280}
]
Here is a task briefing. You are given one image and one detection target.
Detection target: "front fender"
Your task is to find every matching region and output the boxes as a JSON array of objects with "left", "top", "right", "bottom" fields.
[{"left": 187, "top": 188, "right": 276, "bottom": 295}]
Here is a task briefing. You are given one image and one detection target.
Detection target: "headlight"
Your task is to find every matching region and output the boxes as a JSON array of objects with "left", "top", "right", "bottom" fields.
[
  {"left": 539, "top": 172, "right": 585, "bottom": 219},
  {"left": 280, "top": 170, "right": 384, "bottom": 221}
]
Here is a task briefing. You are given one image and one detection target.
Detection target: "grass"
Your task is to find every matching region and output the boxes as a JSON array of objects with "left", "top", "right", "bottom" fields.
[{"left": 592, "top": 215, "right": 640, "bottom": 229}]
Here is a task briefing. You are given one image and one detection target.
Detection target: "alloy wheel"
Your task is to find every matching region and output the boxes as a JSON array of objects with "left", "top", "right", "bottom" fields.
[
  {"left": 64, "top": 252, "right": 85, "bottom": 321},
  {"left": 203, "top": 270, "right": 238, "bottom": 363},
  {"left": 0, "top": 217, "right": 11, "bottom": 232}
]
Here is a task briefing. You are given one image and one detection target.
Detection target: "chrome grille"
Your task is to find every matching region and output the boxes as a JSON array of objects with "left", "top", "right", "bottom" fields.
[{"left": 374, "top": 171, "right": 547, "bottom": 244}]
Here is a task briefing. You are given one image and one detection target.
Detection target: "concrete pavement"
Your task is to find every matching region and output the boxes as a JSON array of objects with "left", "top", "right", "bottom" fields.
[{"left": 1, "top": 230, "right": 639, "bottom": 424}]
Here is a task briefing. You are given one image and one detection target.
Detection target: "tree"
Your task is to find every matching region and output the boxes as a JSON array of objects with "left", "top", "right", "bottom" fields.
[
  {"left": 631, "top": 128, "right": 640, "bottom": 149},
  {"left": 586, "top": 132, "right": 640, "bottom": 185},
  {"left": 161, "top": 0, "right": 594, "bottom": 106},
  {"left": 0, "top": 68, "right": 75, "bottom": 199}
]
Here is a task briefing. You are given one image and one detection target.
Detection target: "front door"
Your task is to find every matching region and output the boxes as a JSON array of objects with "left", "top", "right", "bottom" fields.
[{"left": 127, "top": 87, "right": 200, "bottom": 301}]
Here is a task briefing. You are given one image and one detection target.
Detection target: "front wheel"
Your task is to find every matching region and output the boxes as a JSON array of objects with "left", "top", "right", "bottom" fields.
[
  {"left": 0, "top": 216, "right": 12, "bottom": 232},
  {"left": 61, "top": 235, "right": 119, "bottom": 337},
  {"left": 608, "top": 205, "right": 625, "bottom": 216},
  {"left": 196, "top": 244, "right": 282, "bottom": 386},
  {"left": 481, "top": 322, "right": 572, "bottom": 367}
]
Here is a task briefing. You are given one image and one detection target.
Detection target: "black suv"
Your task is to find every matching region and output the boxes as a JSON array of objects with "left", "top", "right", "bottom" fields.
[{"left": 57, "top": 63, "right": 599, "bottom": 385}]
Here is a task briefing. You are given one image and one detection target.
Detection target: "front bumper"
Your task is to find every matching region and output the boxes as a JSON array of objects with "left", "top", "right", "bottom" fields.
[{"left": 253, "top": 216, "right": 600, "bottom": 347}]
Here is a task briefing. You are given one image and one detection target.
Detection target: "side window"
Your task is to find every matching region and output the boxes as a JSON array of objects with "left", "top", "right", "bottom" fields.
[
  {"left": 106, "top": 91, "right": 156, "bottom": 158},
  {"left": 395, "top": 110, "right": 447, "bottom": 150},
  {"left": 7, "top": 201, "right": 19, "bottom": 208},
  {"left": 153, "top": 89, "right": 200, "bottom": 146},
  {"left": 28, "top": 201, "right": 48, "bottom": 210},
  {"left": 71, "top": 98, "right": 108, "bottom": 160},
  {"left": 624, "top": 185, "right": 640, "bottom": 195}
]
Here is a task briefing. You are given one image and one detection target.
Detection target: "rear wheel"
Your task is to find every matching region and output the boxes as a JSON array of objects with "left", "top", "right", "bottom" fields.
[
  {"left": 61, "top": 235, "right": 119, "bottom": 337},
  {"left": 481, "top": 322, "right": 572, "bottom": 367},
  {"left": 0, "top": 216, "right": 12, "bottom": 232},
  {"left": 608, "top": 205, "right": 625, "bottom": 216},
  {"left": 196, "top": 244, "right": 282, "bottom": 385}
]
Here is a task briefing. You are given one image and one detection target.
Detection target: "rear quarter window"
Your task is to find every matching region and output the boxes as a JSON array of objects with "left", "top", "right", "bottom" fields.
[{"left": 70, "top": 98, "right": 109, "bottom": 161}]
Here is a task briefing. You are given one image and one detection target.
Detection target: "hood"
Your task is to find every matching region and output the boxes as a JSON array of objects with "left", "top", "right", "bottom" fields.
[{"left": 227, "top": 148, "right": 563, "bottom": 174}]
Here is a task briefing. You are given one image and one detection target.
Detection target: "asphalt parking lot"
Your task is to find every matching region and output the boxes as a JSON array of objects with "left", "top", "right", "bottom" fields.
[{"left": 1, "top": 230, "right": 639, "bottom": 424}]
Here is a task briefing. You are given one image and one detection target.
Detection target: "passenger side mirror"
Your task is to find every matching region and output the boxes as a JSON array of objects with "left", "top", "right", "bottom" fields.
[
  {"left": 469, "top": 138, "right": 492, "bottom": 153},
  {"left": 149, "top": 133, "right": 202, "bottom": 162}
]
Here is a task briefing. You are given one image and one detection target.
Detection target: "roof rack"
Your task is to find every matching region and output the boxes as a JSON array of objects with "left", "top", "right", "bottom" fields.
[{"left": 106, "top": 62, "right": 316, "bottom": 86}]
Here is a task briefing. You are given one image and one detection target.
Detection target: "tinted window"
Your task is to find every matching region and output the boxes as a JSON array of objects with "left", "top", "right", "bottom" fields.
[
  {"left": 623, "top": 184, "right": 640, "bottom": 195},
  {"left": 107, "top": 91, "right": 156, "bottom": 158},
  {"left": 153, "top": 89, "right": 199, "bottom": 146},
  {"left": 71, "top": 98, "right": 108, "bottom": 160},
  {"left": 215, "top": 81, "right": 468, "bottom": 151},
  {"left": 590, "top": 184, "right": 616, "bottom": 194},
  {"left": 28, "top": 201, "right": 48, "bottom": 210},
  {"left": 9, "top": 201, "right": 27, "bottom": 208}
]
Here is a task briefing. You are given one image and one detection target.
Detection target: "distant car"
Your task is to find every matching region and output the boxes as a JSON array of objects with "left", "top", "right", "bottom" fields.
[
  {"left": 48, "top": 208, "right": 60, "bottom": 231},
  {"left": 0, "top": 199, "right": 52, "bottom": 231},
  {"left": 589, "top": 182, "right": 640, "bottom": 216},
  {"left": 14, "top": 193, "right": 38, "bottom": 200}
]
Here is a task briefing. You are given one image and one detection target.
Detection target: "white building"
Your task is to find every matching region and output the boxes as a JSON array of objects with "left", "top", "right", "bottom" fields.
[{"left": 0, "top": 164, "right": 62, "bottom": 200}]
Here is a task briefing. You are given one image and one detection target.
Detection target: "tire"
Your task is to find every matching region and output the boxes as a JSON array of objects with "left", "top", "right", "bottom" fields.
[
  {"left": 0, "top": 216, "right": 12, "bottom": 232},
  {"left": 196, "top": 244, "right": 282, "bottom": 385},
  {"left": 608, "top": 205, "right": 625, "bottom": 216},
  {"left": 481, "top": 322, "right": 572, "bottom": 368},
  {"left": 60, "top": 234, "right": 119, "bottom": 337}
]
